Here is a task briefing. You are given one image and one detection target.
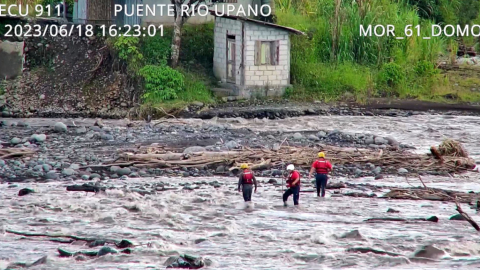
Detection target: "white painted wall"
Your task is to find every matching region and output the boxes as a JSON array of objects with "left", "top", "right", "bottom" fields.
[{"left": 0, "top": 40, "right": 24, "bottom": 79}]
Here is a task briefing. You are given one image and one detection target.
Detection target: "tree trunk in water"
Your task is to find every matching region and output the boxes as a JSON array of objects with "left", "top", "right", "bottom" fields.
[{"left": 171, "top": 4, "right": 184, "bottom": 68}]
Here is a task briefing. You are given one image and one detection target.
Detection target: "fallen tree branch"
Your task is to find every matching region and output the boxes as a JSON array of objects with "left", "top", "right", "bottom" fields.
[
  {"left": 66, "top": 184, "right": 106, "bottom": 193},
  {"left": 5, "top": 229, "right": 134, "bottom": 248},
  {"left": 455, "top": 197, "right": 480, "bottom": 231},
  {"left": 409, "top": 175, "right": 480, "bottom": 232}
]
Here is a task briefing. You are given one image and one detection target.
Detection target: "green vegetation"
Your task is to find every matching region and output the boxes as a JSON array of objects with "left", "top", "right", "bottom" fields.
[
  {"left": 276, "top": 0, "right": 480, "bottom": 103},
  {"left": 0, "top": 80, "right": 5, "bottom": 95},
  {"left": 107, "top": 24, "right": 215, "bottom": 113}
]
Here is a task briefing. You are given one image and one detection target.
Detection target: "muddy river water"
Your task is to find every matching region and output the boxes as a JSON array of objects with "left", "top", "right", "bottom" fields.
[{"left": 1, "top": 114, "right": 480, "bottom": 269}]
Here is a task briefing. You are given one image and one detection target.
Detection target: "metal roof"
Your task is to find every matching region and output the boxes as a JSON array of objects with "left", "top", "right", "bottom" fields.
[{"left": 209, "top": 11, "right": 306, "bottom": 35}]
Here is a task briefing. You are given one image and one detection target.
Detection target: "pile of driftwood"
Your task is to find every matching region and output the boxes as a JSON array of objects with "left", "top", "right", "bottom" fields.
[
  {"left": 105, "top": 139, "right": 475, "bottom": 173},
  {"left": 383, "top": 186, "right": 479, "bottom": 203}
]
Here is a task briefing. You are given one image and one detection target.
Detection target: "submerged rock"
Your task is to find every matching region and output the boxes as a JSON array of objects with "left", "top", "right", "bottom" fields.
[
  {"left": 449, "top": 214, "right": 466, "bottom": 220},
  {"left": 18, "top": 188, "right": 35, "bottom": 196},
  {"left": 54, "top": 122, "right": 68, "bottom": 132},
  {"left": 164, "top": 254, "right": 211, "bottom": 269},
  {"left": 339, "top": 229, "right": 364, "bottom": 240},
  {"left": 413, "top": 245, "right": 446, "bottom": 259}
]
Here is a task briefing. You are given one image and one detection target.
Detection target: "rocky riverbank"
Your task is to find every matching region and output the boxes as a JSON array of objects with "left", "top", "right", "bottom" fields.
[{"left": 0, "top": 113, "right": 470, "bottom": 183}]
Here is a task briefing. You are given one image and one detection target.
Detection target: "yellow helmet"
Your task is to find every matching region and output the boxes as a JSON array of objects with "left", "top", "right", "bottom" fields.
[
  {"left": 318, "top": 152, "right": 325, "bottom": 158},
  {"left": 240, "top": 163, "right": 249, "bottom": 169}
]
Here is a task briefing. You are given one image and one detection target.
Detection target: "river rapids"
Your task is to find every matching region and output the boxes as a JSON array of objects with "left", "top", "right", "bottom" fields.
[{"left": 1, "top": 114, "right": 480, "bottom": 269}]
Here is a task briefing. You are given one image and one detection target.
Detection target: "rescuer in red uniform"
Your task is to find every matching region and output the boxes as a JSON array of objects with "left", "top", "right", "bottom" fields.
[
  {"left": 283, "top": 164, "right": 301, "bottom": 206},
  {"left": 309, "top": 152, "right": 333, "bottom": 197},
  {"left": 238, "top": 163, "right": 258, "bottom": 202}
]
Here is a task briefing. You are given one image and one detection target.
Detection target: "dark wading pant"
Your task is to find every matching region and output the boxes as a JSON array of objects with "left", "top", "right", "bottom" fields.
[
  {"left": 315, "top": 174, "right": 328, "bottom": 197},
  {"left": 283, "top": 186, "right": 300, "bottom": 205},
  {"left": 242, "top": 184, "right": 253, "bottom": 202}
]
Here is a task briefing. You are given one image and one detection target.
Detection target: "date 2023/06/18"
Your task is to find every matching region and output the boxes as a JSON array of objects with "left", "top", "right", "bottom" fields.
[
  {"left": 360, "top": 24, "right": 480, "bottom": 39},
  {"left": 3, "top": 24, "right": 165, "bottom": 38}
]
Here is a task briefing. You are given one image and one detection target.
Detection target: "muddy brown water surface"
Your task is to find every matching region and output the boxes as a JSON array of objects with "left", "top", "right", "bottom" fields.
[{"left": 1, "top": 114, "right": 480, "bottom": 269}]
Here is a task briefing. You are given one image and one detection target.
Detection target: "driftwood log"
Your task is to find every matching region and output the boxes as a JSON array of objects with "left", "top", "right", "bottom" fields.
[
  {"left": 66, "top": 184, "right": 106, "bottom": 193},
  {"left": 103, "top": 141, "right": 475, "bottom": 174},
  {"left": 382, "top": 187, "right": 479, "bottom": 203},
  {"left": 5, "top": 229, "right": 134, "bottom": 248},
  {"left": 365, "top": 216, "right": 438, "bottom": 223},
  {"left": 0, "top": 148, "right": 36, "bottom": 159}
]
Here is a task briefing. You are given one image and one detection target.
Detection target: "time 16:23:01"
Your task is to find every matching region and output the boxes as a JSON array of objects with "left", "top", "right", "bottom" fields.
[{"left": 99, "top": 25, "right": 164, "bottom": 37}]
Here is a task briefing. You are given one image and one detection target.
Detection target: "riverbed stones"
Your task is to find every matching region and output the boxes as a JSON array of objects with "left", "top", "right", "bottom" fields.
[
  {"left": 62, "top": 168, "right": 76, "bottom": 176},
  {"left": 268, "top": 179, "right": 278, "bottom": 184},
  {"left": 101, "top": 133, "right": 114, "bottom": 141},
  {"left": 30, "top": 134, "right": 47, "bottom": 143},
  {"left": 449, "top": 214, "right": 466, "bottom": 220},
  {"left": 18, "top": 188, "right": 35, "bottom": 196},
  {"left": 317, "top": 131, "right": 327, "bottom": 138},
  {"left": 386, "top": 136, "right": 399, "bottom": 146},
  {"left": 339, "top": 229, "right": 364, "bottom": 240},
  {"left": 374, "top": 136, "right": 388, "bottom": 145},
  {"left": 117, "top": 167, "right": 131, "bottom": 176},
  {"left": 292, "top": 133, "right": 303, "bottom": 140},
  {"left": 69, "top": 164, "right": 80, "bottom": 170},
  {"left": 45, "top": 171, "right": 59, "bottom": 180},
  {"left": 215, "top": 165, "right": 225, "bottom": 173},
  {"left": 225, "top": 140, "right": 239, "bottom": 149},
  {"left": 184, "top": 146, "right": 206, "bottom": 154},
  {"left": 54, "top": 122, "right": 67, "bottom": 132},
  {"left": 10, "top": 137, "right": 21, "bottom": 145},
  {"left": 76, "top": 126, "right": 87, "bottom": 134}
]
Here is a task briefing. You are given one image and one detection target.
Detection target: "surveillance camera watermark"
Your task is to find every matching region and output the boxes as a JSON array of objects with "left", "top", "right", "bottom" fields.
[
  {"left": 360, "top": 24, "right": 480, "bottom": 39},
  {"left": 1, "top": 3, "right": 272, "bottom": 38}
]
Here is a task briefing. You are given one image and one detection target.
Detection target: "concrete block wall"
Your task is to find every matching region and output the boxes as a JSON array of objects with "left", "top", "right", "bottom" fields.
[
  {"left": 0, "top": 40, "right": 24, "bottom": 80},
  {"left": 243, "top": 22, "right": 290, "bottom": 87},
  {"left": 212, "top": 17, "right": 243, "bottom": 86}
]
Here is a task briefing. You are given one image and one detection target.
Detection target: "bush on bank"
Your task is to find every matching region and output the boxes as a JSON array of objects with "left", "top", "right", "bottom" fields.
[
  {"left": 276, "top": 0, "right": 480, "bottom": 102},
  {"left": 108, "top": 24, "right": 215, "bottom": 108}
]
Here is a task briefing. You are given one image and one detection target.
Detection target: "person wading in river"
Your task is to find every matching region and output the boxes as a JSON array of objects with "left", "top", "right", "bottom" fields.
[
  {"left": 283, "top": 164, "right": 300, "bottom": 206},
  {"left": 309, "top": 152, "right": 333, "bottom": 198},
  {"left": 238, "top": 163, "right": 258, "bottom": 203}
]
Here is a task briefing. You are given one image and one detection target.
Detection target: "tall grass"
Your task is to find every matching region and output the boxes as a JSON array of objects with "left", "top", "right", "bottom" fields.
[{"left": 275, "top": 0, "right": 455, "bottom": 101}]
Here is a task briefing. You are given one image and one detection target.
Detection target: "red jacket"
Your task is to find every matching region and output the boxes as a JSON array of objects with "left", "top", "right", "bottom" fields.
[
  {"left": 242, "top": 169, "right": 254, "bottom": 184},
  {"left": 312, "top": 158, "right": 332, "bottom": 174},
  {"left": 286, "top": 170, "right": 300, "bottom": 187}
]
